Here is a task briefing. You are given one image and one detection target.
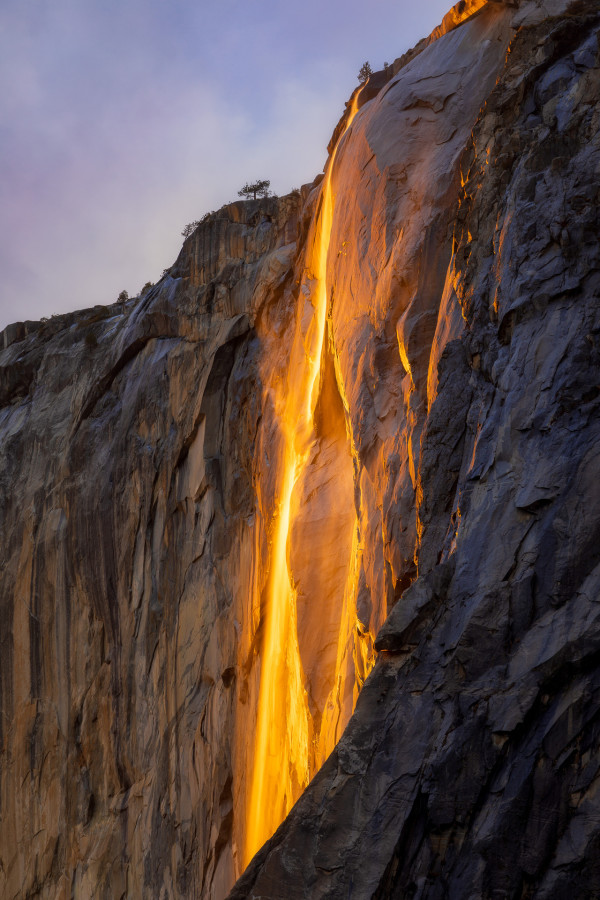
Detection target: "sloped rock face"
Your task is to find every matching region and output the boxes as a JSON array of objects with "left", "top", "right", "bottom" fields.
[
  {"left": 0, "top": 196, "right": 301, "bottom": 898},
  {"left": 229, "top": 1, "right": 600, "bottom": 898},
  {"left": 1, "top": 1, "right": 600, "bottom": 899}
]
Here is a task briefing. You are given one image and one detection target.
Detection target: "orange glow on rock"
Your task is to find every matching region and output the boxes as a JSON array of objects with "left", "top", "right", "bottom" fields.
[
  {"left": 430, "top": 0, "right": 490, "bottom": 42},
  {"left": 244, "top": 92, "right": 363, "bottom": 868}
]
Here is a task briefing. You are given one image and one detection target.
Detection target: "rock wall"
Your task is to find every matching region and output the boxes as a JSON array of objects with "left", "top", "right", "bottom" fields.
[
  {"left": 0, "top": 195, "right": 302, "bottom": 898},
  {"left": 230, "top": 0, "right": 600, "bottom": 898},
  {"left": 0, "top": 0, "right": 599, "bottom": 898}
]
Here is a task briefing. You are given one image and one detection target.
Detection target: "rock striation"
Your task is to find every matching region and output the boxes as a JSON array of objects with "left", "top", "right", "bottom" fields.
[
  {"left": 230, "top": 1, "right": 600, "bottom": 898},
  {"left": 0, "top": 0, "right": 599, "bottom": 898},
  {"left": 0, "top": 195, "right": 302, "bottom": 898}
]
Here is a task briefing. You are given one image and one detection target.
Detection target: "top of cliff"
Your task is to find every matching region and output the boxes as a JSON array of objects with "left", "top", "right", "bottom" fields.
[{"left": 0, "top": 0, "right": 599, "bottom": 898}]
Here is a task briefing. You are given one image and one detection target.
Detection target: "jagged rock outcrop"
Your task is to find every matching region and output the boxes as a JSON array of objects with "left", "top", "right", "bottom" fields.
[{"left": 1, "top": 0, "right": 599, "bottom": 898}]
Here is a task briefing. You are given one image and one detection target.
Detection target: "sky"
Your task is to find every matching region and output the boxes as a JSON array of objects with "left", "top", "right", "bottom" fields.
[{"left": 0, "top": 0, "right": 452, "bottom": 330}]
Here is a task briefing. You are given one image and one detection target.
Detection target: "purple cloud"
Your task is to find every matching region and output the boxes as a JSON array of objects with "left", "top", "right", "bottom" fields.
[{"left": 0, "top": 0, "right": 451, "bottom": 328}]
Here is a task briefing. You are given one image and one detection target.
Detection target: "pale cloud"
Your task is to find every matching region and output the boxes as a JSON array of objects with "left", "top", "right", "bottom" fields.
[{"left": 0, "top": 0, "right": 451, "bottom": 329}]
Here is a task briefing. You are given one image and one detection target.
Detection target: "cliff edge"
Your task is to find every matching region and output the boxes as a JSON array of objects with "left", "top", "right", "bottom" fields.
[{"left": 0, "top": 1, "right": 599, "bottom": 898}]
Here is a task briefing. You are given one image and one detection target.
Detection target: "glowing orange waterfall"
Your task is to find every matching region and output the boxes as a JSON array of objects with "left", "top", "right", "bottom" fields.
[{"left": 244, "top": 91, "right": 362, "bottom": 867}]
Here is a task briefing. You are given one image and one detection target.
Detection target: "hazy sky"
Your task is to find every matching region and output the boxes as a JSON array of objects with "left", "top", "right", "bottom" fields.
[{"left": 1, "top": 0, "right": 452, "bottom": 330}]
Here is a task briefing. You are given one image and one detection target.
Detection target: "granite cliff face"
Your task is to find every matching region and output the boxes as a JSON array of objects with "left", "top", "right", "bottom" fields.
[
  {"left": 0, "top": 194, "right": 300, "bottom": 899},
  {"left": 1, "top": 1, "right": 599, "bottom": 898}
]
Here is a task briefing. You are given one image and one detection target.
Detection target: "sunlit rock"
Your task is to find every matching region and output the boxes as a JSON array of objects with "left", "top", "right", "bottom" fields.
[
  {"left": 231, "top": 1, "right": 600, "bottom": 898},
  {"left": 1, "top": 1, "right": 599, "bottom": 898}
]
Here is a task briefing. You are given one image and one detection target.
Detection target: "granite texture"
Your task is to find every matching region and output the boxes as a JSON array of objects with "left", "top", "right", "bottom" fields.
[{"left": 0, "top": 1, "right": 599, "bottom": 898}]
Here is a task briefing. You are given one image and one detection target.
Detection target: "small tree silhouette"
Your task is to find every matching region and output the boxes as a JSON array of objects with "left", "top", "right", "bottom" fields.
[
  {"left": 117, "top": 290, "right": 128, "bottom": 304},
  {"left": 238, "top": 179, "right": 271, "bottom": 200},
  {"left": 358, "top": 61, "right": 373, "bottom": 83},
  {"left": 181, "top": 221, "right": 200, "bottom": 238}
]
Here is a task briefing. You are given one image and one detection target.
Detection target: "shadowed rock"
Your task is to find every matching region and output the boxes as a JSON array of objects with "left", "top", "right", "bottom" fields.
[{"left": 1, "top": 1, "right": 599, "bottom": 898}]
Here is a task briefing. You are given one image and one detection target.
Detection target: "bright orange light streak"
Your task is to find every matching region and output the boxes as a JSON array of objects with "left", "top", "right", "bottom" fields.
[{"left": 245, "top": 90, "right": 362, "bottom": 868}]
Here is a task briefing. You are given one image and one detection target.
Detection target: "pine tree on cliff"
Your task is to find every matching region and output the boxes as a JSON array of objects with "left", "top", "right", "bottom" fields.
[
  {"left": 181, "top": 221, "right": 200, "bottom": 238},
  {"left": 358, "top": 61, "right": 373, "bottom": 83},
  {"left": 238, "top": 179, "right": 271, "bottom": 200}
]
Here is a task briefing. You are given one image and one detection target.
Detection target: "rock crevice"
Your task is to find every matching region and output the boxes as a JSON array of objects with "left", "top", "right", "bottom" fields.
[{"left": 0, "top": 1, "right": 599, "bottom": 898}]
